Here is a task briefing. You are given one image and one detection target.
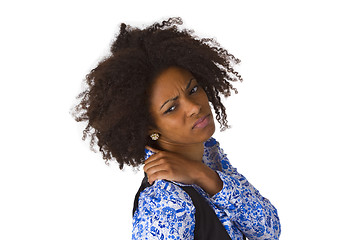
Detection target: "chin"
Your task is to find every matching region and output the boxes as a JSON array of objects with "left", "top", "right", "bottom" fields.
[{"left": 200, "top": 121, "right": 216, "bottom": 142}]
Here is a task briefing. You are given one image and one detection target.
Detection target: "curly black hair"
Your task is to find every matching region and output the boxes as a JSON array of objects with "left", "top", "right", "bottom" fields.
[{"left": 71, "top": 17, "right": 242, "bottom": 170}]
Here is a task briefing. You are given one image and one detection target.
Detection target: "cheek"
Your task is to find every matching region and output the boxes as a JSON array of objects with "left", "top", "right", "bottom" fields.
[
  {"left": 156, "top": 115, "right": 188, "bottom": 139},
  {"left": 150, "top": 106, "right": 183, "bottom": 131},
  {"left": 160, "top": 113, "right": 184, "bottom": 129},
  {"left": 199, "top": 92, "right": 211, "bottom": 108}
]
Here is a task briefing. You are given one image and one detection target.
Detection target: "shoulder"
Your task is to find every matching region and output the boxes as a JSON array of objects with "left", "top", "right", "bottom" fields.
[
  {"left": 204, "top": 136, "right": 218, "bottom": 148},
  {"left": 138, "top": 179, "right": 194, "bottom": 209},
  {"left": 133, "top": 180, "right": 195, "bottom": 239},
  {"left": 203, "top": 137, "right": 231, "bottom": 171},
  {"left": 203, "top": 137, "right": 220, "bottom": 160}
]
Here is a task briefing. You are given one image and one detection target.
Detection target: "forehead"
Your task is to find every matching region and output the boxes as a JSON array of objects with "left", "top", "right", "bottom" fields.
[{"left": 148, "top": 66, "right": 194, "bottom": 103}]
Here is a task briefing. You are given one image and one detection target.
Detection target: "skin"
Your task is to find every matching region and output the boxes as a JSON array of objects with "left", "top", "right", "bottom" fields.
[{"left": 144, "top": 66, "right": 223, "bottom": 196}]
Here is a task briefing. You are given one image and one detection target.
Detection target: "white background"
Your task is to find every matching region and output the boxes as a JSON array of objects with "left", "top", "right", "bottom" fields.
[{"left": 1, "top": 0, "right": 359, "bottom": 239}]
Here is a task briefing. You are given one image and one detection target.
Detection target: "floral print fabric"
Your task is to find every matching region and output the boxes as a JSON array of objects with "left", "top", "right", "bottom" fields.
[{"left": 132, "top": 137, "right": 281, "bottom": 239}]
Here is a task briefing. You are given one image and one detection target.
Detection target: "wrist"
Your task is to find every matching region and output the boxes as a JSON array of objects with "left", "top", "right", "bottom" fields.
[{"left": 194, "top": 165, "right": 223, "bottom": 196}]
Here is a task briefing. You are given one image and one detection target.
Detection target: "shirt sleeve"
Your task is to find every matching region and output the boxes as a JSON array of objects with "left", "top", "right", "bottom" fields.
[
  {"left": 209, "top": 143, "right": 281, "bottom": 240},
  {"left": 132, "top": 181, "right": 196, "bottom": 240}
]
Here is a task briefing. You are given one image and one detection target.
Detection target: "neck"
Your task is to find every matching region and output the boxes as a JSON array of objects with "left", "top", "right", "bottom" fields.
[{"left": 156, "top": 139, "right": 205, "bottom": 162}]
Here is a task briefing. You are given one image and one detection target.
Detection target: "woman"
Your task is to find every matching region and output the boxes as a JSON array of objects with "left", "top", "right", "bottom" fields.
[{"left": 72, "top": 17, "right": 281, "bottom": 239}]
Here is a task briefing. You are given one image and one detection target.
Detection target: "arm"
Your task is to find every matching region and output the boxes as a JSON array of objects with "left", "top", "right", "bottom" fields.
[
  {"left": 209, "top": 142, "right": 281, "bottom": 240},
  {"left": 143, "top": 146, "right": 222, "bottom": 196},
  {"left": 132, "top": 181, "right": 195, "bottom": 240}
]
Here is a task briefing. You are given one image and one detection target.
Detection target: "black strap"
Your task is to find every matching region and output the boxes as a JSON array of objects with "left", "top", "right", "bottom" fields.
[
  {"left": 132, "top": 174, "right": 151, "bottom": 216},
  {"left": 180, "top": 185, "right": 232, "bottom": 240},
  {"left": 133, "top": 174, "right": 232, "bottom": 240}
]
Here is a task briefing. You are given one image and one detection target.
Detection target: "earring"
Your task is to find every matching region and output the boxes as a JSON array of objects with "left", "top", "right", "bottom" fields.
[{"left": 150, "top": 133, "right": 160, "bottom": 141}]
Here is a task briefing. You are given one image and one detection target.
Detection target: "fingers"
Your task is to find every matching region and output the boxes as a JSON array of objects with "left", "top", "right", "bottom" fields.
[
  {"left": 144, "top": 147, "right": 168, "bottom": 166},
  {"left": 143, "top": 147, "right": 179, "bottom": 184},
  {"left": 143, "top": 151, "right": 172, "bottom": 184},
  {"left": 144, "top": 146, "right": 166, "bottom": 176},
  {"left": 146, "top": 170, "right": 168, "bottom": 184},
  {"left": 143, "top": 156, "right": 165, "bottom": 172},
  {"left": 145, "top": 162, "right": 169, "bottom": 179},
  {"left": 144, "top": 146, "right": 162, "bottom": 164}
]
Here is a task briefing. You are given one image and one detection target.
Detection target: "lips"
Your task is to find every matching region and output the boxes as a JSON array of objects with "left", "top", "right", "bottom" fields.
[{"left": 192, "top": 114, "right": 210, "bottom": 129}]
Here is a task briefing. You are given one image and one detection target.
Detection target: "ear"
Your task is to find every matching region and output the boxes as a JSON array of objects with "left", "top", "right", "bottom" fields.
[{"left": 148, "top": 127, "right": 161, "bottom": 136}]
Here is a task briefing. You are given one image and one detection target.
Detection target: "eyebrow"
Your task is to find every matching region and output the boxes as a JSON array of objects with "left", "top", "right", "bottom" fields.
[
  {"left": 185, "top": 78, "right": 194, "bottom": 90},
  {"left": 159, "top": 78, "right": 194, "bottom": 110}
]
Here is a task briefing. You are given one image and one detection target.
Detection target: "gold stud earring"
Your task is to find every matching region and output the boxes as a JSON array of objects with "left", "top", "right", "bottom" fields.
[{"left": 150, "top": 133, "right": 160, "bottom": 141}]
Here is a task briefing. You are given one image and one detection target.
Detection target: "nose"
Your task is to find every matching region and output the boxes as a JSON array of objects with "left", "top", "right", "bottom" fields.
[{"left": 184, "top": 97, "right": 201, "bottom": 118}]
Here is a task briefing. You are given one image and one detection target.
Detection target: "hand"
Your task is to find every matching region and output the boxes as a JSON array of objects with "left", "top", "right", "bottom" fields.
[
  {"left": 144, "top": 146, "right": 223, "bottom": 196},
  {"left": 144, "top": 146, "right": 203, "bottom": 185}
]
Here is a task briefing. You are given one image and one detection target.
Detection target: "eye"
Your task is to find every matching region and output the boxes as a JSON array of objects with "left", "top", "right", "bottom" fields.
[
  {"left": 190, "top": 85, "right": 198, "bottom": 94},
  {"left": 164, "top": 105, "right": 176, "bottom": 114}
]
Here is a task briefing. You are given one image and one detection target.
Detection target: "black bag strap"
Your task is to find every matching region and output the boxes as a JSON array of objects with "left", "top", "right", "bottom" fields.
[
  {"left": 179, "top": 185, "right": 232, "bottom": 240},
  {"left": 132, "top": 174, "right": 150, "bottom": 216},
  {"left": 133, "top": 174, "right": 233, "bottom": 240}
]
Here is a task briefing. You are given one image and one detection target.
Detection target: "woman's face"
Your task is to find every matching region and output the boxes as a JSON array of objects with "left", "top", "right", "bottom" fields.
[{"left": 148, "top": 66, "right": 215, "bottom": 145}]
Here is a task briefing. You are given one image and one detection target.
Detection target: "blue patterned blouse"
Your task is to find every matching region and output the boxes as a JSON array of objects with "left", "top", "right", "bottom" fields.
[{"left": 132, "top": 137, "right": 281, "bottom": 239}]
